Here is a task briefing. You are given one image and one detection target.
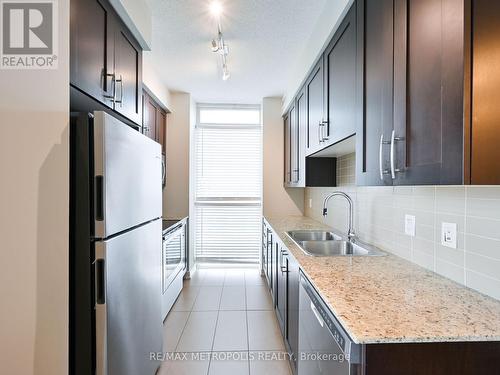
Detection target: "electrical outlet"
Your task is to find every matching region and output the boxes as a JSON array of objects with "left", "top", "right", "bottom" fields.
[
  {"left": 308, "top": 198, "right": 312, "bottom": 208},
  {"left": 441, "top": 222, "right": 457, "bottom": 249},
  {"left": 405, "top": 214, "right": 416, "bottom": 237}
]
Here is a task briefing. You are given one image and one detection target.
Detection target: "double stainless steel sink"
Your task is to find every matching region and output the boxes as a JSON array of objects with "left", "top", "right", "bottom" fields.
[{"left": 286, "top": 230, "right": 385, "bottom": 257}]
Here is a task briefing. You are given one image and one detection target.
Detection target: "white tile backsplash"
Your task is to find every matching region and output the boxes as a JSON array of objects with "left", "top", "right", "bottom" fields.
[{"left": 304, "top": 153, "right": 500, "bottom": 300}]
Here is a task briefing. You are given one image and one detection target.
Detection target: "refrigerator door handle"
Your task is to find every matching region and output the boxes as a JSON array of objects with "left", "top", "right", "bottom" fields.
[
  {"left": 95, "top": 175, "right": 104, "bottom": 222},
  {"left": 95, "top": 259, "right": 106, "bottom": 304},
  {"left": 95, "top": 247, "right": 107, "bottom": 375}
]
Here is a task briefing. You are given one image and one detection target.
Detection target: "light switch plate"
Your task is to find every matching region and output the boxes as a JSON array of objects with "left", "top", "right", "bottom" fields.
[
  {"left": 441, "top": 222, "right": 457, "bottom": 249},
  {"left": 405, "top": 214, "right": 416, "bottom": 237}
]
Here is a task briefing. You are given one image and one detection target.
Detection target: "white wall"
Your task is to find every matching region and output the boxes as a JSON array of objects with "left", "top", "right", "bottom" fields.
[
  {"left": 163, "top": 92, "right": 191, "bottom": 220},
  {"left": 0, "top": 2, "right": 69, "bottom": 375},
  {"left": 188, "top": 96, "right": 197, "bottom": 273},
  {"left": 143, "top": 52, "right": 172, "bottom": 110},
  {"left": 262, "top": 97, "right": 304, "bottom": 217},
  {"left": 282, "top": 0, "right": 352, "bottom": 112}
]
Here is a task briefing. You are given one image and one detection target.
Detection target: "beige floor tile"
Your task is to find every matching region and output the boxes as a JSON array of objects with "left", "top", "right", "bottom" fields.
[
  {"left": 213, "top": 310, "right": 248, "bottom": 351},
  {"left": 220, "top": 286, "right": 246, "bottom": 310},
  {"left": 247, "top": 311, "right": 285, "bottom": 351},
  {"left": 192, "top": 286, "right": 223, "bottom": 311},
  {"left": 171, "top": 285, "right": 200, "bottom": 312},
  {"left": 201, "top": 269, "right": 226, "bottom": 286},
  {"left": 246, "top": 285, "right": 273, "bottom": 310},
  {"left": 176, "top": 311, "right": 218, "bottom": 352},
  {"left": 244, "top": 269, "right": 266, "bottom": 286},
  {"left": 224, "top": 269, "right": 246, "bottom": 286},
  {"left": 249, "top": 351, "right": 292, "bottom": 375},
  {"left": 163, "top": 311, "right": 190, "bottom": 352},
  {"left": 186, "top": 270, "right": 207, "bottom": 286},
  {"left": 160, "top": 353, "right": 211, "bottom": 375},
  {"left": 209, "top": 354, "right": 250, "bottom": 375}
]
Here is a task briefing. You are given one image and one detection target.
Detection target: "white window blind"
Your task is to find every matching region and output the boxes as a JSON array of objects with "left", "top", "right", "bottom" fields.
[{"left": 194, "top": 105, "right": 262, "bottom": 264}]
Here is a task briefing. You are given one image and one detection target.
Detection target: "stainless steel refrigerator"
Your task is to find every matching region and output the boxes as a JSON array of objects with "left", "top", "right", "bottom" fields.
[{"left": 70, "top": 111, "right": 162, "bottom": 375}]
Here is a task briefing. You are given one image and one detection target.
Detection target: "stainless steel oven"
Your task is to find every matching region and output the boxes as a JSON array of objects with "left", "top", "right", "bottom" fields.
[
  {"left": 161, "top": 218, "right": 187, "bottom": 319},
  {"left": 298, "top": 274, "right": 361, "bottom": 375}
]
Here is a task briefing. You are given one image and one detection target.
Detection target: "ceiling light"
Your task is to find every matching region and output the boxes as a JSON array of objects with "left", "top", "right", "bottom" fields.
[
  {"left": 222, "top": 65, "right": 230, "bottom": 81},
  {"left": 211, "top": 39, "right": 219, "bottom": 52},
  {"left": 210, "top": 13, "right": 230, "bottom": 80},
  {"left": 210, "top": 1, "right": 223, "bottom": 17}
]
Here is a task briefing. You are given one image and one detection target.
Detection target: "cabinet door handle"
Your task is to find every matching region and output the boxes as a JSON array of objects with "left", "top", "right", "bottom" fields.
[
  {"left": 390, "top": 130, "right": 405, "bottom": 179},
  {"left": 379, "top": 134, "right": 385, "bottom": 180},
  {"left": 318, "top": 121, "right": 322, "bottom": 143},
  {"left": 114, "top": 75, "right": 123, "bottom": 106},
  {"left": 103, "top": 73, "right": 115, "bottom": 102},
  {"left": 390, "top": 130, "right": 396, "bottom": 179},
  {"left": 322, "top": 120, "right": 329, "bottom": 141},
  {"left": 379, "top": 134, "right": 391, "bottom": 180}
]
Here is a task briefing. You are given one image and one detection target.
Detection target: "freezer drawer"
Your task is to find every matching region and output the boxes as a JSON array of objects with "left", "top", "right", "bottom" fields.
[
  {"left": 93, "top": 111, "right": 162, "bottom": 238},
  {"left": 95, "top": 219, "right": 162, "bottom": 375}
]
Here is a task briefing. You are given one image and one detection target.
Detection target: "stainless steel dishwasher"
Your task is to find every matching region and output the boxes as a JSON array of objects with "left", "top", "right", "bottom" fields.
[{"left": 298, "top": 274, "right": 361, "bottom": 375}]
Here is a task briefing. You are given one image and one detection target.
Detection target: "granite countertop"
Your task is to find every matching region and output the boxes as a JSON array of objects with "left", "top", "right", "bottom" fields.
[{"left": 265, "top": 215, "right": 500, "bottom": 344}]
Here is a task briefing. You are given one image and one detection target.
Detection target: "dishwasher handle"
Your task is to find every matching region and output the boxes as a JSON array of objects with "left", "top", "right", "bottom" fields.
[{"left": 310, "top": 301, "right": 324, "bottom": 327}]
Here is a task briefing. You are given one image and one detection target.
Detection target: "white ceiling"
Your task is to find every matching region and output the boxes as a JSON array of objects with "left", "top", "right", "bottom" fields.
[{"left": 146, "top": 0, "right": 328, "bottom": 104}]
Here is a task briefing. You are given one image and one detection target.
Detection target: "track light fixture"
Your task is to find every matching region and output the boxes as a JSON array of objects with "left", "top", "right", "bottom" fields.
[{"left": 210, "top": 2, "right": 230, "bottom": 80}]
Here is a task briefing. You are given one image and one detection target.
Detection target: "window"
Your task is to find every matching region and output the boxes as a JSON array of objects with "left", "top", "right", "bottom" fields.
[{"left": 194, "top": 105, "right": 262, "bottom": 264}]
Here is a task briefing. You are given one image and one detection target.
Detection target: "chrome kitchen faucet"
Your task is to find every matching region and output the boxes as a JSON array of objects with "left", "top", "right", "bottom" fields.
[{"left": 322, "top": 191, "right": 356, "bottom": 241}]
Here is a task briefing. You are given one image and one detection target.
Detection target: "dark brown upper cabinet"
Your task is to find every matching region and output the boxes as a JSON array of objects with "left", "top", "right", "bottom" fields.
[
  {"left": 284, "top": 110, "right": 291, "bottom": 186},
  {"left": 70, "top": 0, "right": 113, "bottom": 105},
  {"left": 304, "top": 3, "right": 357, "bottom": 157},
  {"left": 357, "top": 0, "right": 466, "bottom": 186},
  {"left": 294, "top": 87, "right": 307, "bottom": 186},
  {"left": 284, "top": 87, "right": 306, "bottom": 188},
  {"left": 355, "top": 0, "right": 395, "bottom": 186},
  {"left": 323, "top": 4, "right": 357, "bottom": 148},
  {"left": 471, "top": 0, "right": 500, "bottom": 185},
  {"left": 142, "top": 90, "right": 167, "bottom": 152},
  {"left": 70, "top": 0, "right": 143, "bottom": 125},
  {"left": 113, "top": 23, "right": 142, "bottom": 125},
  {"left": 305, "top": 59, "right": 325, "bottom": 155},
  {"left": 392, "top": 0, "right": 465, "bottom": 185},
  {"left": 143, "top": 93, "right": 158, "bottom": 141}
]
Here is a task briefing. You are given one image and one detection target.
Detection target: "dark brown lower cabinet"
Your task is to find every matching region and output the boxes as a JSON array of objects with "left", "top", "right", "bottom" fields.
[
  {"left": 276, "top": 245, "right": 287, "bottom": 335},
  {"left": 363, "top": 341, "right": 500, "bottom": 375},
  {"left": 286, "top": 252, "right": 300, "bottom": 373},
  {"left": 263, "top": 223, "right": 500, "bottom": 375}
]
